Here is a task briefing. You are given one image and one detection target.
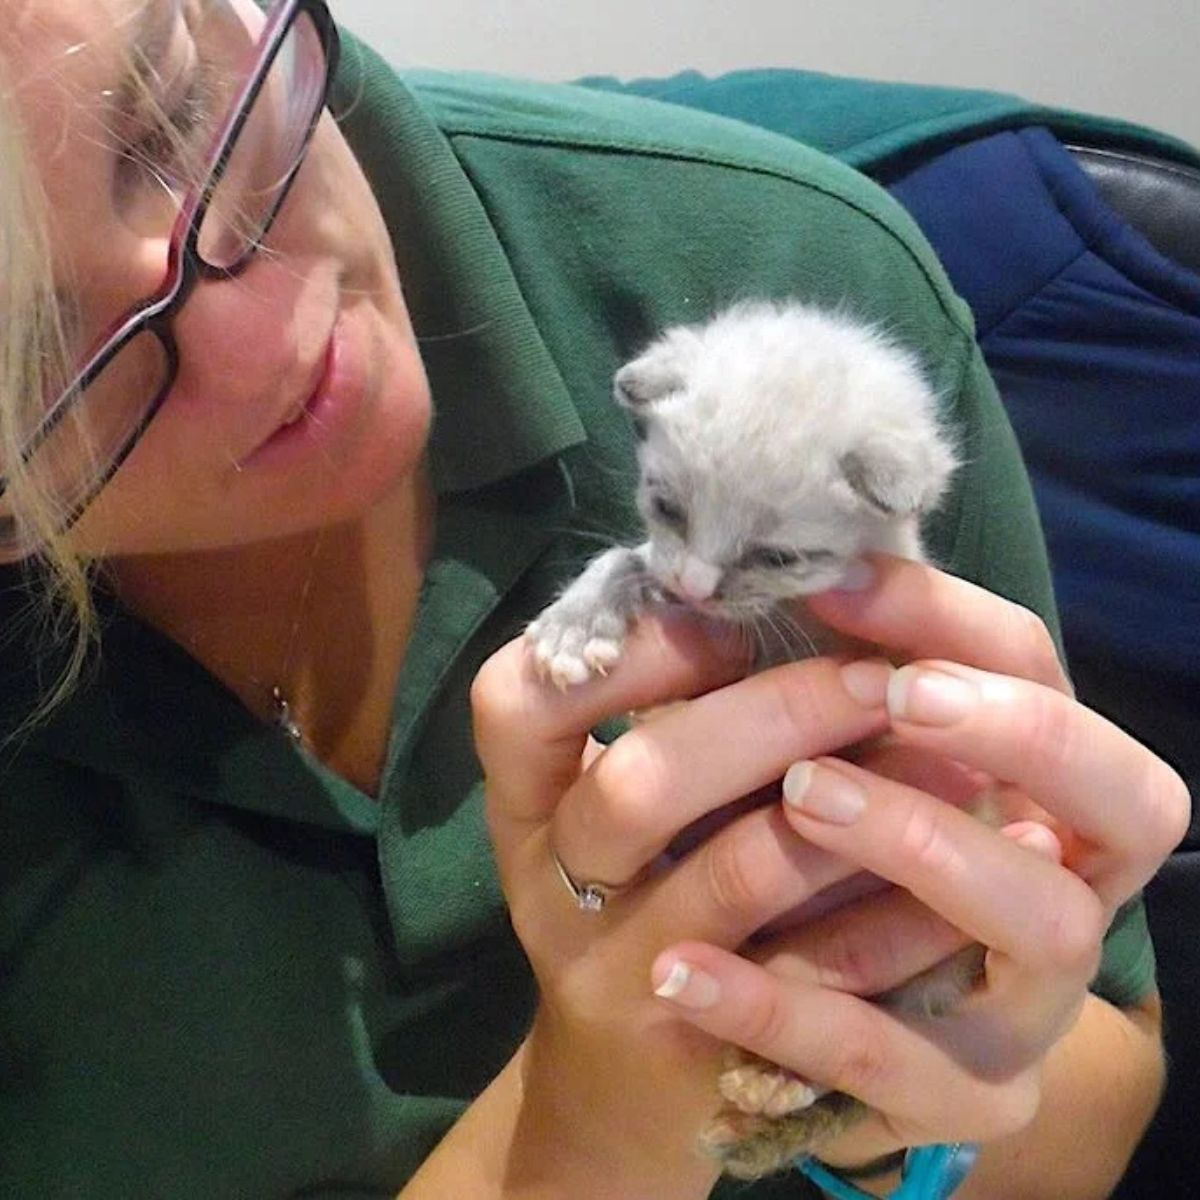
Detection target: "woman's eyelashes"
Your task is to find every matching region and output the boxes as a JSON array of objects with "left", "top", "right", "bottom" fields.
[
  {"left": 115, "top": 46, "right": 220, "bottom": 199},
  {"left": 127, "top": 76, "right": 213, "bottom": 190}
]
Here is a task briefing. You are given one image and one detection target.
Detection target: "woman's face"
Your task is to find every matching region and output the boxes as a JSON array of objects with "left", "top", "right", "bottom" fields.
[{"left": 2, "top": 0, "right": 432, "bottom": 557}]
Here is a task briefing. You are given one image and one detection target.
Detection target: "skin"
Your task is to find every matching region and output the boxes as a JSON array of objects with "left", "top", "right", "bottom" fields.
[
  {"left": 463, "top": 555, "right": 1188, "bottom": 1199},
  {"left": 4, "top": 0, "right": 434, "bottom": 790},
  {"left": 3, "top": 3, "right": 1191, "bottom": 1196}
]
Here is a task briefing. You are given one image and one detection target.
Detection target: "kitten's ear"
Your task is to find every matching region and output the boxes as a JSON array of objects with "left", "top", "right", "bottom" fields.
[
  {"left": 838, "top": 431, "right": 957, "bottom": 517},
  {"left": 613, "top": 328, "right": 701, "bottom": 412}
]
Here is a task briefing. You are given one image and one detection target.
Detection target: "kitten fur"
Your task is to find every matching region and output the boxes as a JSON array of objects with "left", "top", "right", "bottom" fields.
[
  {"left": 528, "top": 299, "right": 959, "bottom": 684},
  {"left": 526, "top": 299, "right": 971, "bottom": 1178}
]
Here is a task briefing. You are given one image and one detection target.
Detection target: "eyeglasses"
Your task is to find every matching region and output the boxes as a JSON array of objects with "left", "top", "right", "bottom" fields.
[{"left": 0, "top": 0, "right": 339, "bottom": 562}]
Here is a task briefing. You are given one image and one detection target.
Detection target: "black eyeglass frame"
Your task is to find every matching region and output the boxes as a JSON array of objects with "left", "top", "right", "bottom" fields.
[{"left": 0, "top": 0, "right": 340, "bottom": 526}]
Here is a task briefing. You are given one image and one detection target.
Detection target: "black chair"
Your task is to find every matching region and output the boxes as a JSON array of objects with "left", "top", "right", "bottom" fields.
[{"left": 1060, "top": 143, "right": 1200, "bottom": 1199}]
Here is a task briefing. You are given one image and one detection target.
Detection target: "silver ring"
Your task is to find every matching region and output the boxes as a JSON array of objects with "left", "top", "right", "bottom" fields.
[{"left": 550, "top": 846, "right": 627, "bottom": 914}]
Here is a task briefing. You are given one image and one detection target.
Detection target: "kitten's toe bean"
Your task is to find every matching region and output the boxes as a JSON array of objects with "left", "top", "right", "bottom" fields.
[
  {"left": 527, "top": 617, "right": 585, "bottom": 685},
  {"left": 699, "top": 1112, "right": 758, "bottom": 1152},
  {"left": 718, "top": 1064, "right": 775, "bottom": 1114},
  {"left": 529, "top": 640, "right": 556, "bottom": 681},
  {"left": 763, "top": 1077, "right": 820, "bottom": 1118},
  {"left": 719, "top": 1062, "right": 817, "bottom": 1117},
  {"left": 583, "top": 636, "right": 623, "bottom": 675},
  {"left": 548, "top": 652, "right": 593, "bottom": 690}
]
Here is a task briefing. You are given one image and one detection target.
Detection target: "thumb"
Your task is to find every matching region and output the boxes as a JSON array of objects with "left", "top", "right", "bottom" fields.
[{"left": 471, "top": 612, "right": 749, "bottom": 844}]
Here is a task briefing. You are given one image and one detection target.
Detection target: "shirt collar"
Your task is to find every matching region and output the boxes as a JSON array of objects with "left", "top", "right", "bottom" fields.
[
  {"left": 1, "top": 43, "right": 587, "bottom": 820},
  {"left": 331, "top": 36, "right": 587, "bottom": 493}
]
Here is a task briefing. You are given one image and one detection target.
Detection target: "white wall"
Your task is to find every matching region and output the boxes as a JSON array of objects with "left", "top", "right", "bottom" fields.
[{"left": 332, "top": 0, "right": 1200, "bottom": 148}]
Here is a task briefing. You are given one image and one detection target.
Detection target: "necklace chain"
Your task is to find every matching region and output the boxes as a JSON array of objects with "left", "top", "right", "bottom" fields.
[{"left": 185, "top": 526, "right": 326, "bottom": 745}]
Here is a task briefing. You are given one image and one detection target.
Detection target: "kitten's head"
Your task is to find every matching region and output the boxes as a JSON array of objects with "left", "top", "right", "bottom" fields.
[{"left": 615, "top": 302, "right": 957, "bottom": 619}]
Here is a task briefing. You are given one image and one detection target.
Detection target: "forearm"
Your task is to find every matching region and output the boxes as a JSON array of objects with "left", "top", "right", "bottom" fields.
[
  {"left": 957, "top": 991, "right": 1164, "bottom": 1200},
  {"left": 398, "top": 1047, "right": 527, "bottom": 1199},
  {"left": 398, "top": 1036, "right": 719, "bottom": 1200}
]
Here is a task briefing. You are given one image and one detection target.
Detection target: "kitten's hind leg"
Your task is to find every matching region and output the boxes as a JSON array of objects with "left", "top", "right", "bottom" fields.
[
  {"left": 526, "top": 544, "right": 656, "bottom": 688},
  {"left": 702, "top": 1087, "right": 867, "bottom": 1180},
  {"left": 717, "top": 1046, "right": 821, "bottom": 1119}
]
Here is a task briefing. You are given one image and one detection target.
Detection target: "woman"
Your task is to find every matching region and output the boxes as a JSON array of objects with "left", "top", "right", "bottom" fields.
[{"left": 0, "top": 1, "right": 1187, "bottom": 1197}]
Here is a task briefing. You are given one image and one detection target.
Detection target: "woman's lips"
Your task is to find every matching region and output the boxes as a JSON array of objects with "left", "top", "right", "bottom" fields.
[
  {"left": 235, "top": 309, "right": 366, "bottom": 472},
  {"left": 277, "top": 332, "right": 336, "bottom": 431}
]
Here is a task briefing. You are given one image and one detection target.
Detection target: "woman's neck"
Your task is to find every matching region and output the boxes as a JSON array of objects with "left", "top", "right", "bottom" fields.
[{"left": 107, "top": 468, "right": 436, "bottom": 797}]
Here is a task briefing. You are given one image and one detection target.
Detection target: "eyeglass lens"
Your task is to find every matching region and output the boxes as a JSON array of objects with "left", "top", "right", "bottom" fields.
[
  {"left": 0, "top": 4, "right": 328, "bottom": 550},
  {"left": 199, "top": 6, "right": 327, "bottom": 269}
]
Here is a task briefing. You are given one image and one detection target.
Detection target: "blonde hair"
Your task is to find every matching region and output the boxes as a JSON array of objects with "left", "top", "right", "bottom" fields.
[
  {"left": 0, "top": 4, "right": 366, "bottom": 736},
  {"left": 0, "top": 78, "right": 101, "bottom": 738},
  {"left": 0, "top": 0, "right": 238, "bottom": 737}
]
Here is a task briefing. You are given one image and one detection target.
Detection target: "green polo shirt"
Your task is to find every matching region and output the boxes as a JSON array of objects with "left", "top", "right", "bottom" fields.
[{"left": 0, "top": 37, "right": 1155, "bottom": 1199}]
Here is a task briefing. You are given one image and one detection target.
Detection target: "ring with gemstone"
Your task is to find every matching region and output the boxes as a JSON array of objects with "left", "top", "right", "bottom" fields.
[{"left": 550, "top": 845, "right": 628, "bottom": 914}]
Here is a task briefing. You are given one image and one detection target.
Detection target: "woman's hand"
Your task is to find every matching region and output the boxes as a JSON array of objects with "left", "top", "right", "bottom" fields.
[
  {"left": 646, "top": 555, "right": 1191, "bottom": 1187},
  {"left": 471, "top": 613, "right": 898, "bottom": 1198}
]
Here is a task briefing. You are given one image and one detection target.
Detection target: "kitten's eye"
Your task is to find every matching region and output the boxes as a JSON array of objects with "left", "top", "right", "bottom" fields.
[
  {"left": 651, "top": 494, "right": 687, "bottom": 532},
  {"left": 739, "top": 546, "right": 802, "bottom": 570}
]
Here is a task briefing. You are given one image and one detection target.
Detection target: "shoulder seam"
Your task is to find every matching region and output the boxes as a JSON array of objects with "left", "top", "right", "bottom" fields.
[{"left": 440, "top": 121, "right": 974, "bottom": 340}]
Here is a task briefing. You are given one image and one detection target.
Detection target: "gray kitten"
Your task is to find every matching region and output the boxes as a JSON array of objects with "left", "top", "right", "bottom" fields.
[{"left": 527, "top": 299, "right": 974, "bottom": 1179}]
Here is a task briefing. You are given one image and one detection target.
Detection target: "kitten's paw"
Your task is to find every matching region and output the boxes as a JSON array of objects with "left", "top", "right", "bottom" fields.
[
  {"left": 718, "top": 1059, "right": 819, "bottom": 1118},
  {"left": 702, "top": 1048, "right": 867, "bottom": 1180},
  {"left": 701, "top": 1090, "right": 869, "bottom": 1180},
  {"left": 525, "top": 605, "right": 629, "bottom": 689},
  {"left": 699, "top": 1111, "right": 799, "bottom": 1180}
]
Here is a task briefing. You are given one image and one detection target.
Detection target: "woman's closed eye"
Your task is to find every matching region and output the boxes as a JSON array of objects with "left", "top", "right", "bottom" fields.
[{"left": 117, "top": 56, "right": 219, "bottom": 198}]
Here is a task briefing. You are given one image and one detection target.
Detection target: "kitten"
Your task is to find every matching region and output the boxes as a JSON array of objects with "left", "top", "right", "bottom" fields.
[
  {"left": 528, "top": 299, "right": 958, "bottom": 683},
  {"left": 527, "top": 299, "right": 972, "bottom": 1179}
]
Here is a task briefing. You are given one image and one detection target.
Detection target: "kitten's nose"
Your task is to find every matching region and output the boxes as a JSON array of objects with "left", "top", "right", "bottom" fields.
[{"left": 672, "top": 557, "right": 723, "bottom": 603}]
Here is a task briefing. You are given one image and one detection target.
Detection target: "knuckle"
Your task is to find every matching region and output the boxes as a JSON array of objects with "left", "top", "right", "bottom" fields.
[
  {"left": 470, "top": 646, "right": 530, "bottom": 741},
  {"left": 587, "top": 732, "right": 669, "bottom": 834},
  {"left": 896, "top": 796, "right": 958, "bottom": 876},
  {"left": 823, "top": 1018, "right": 890, "bottom": 1099},
  {"left": 1137, "top": 760, "right": 1193, "bottom": 858},
  {"left": 704, "top": 828, "right": 772, "bottom": 927},
  {"left": 1011, "top": 686, "right": 1078, "bottom": 782},
  {"left": 1033, "top": 882, "right": 1105, "bottom": 977},
  {"left": 736, "top": 984, "right": 794, "bottom": 1054},
  {"left": 1008, "top": 603, "right": 1066, "bottom": 689},
  {"left": 810, "top": 921, "right": 887, "bottom": 995},
  {"left": 767, "top": 663, "right": 834, "bottom": 754},
  {"left": 985, "top": 1076, "right": 1042, "bottom": 1140}
]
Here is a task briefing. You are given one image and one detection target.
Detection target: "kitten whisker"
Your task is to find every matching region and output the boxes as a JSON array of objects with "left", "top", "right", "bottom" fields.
[
  {"left": 769, "top": 606, "right": 820, "bottom": 660},
  {"left": 527, "top": 297, "right": 961, "bottom": 1182},
  {"left": 756, "top": 608, "right": 801, "bottom": 664}
]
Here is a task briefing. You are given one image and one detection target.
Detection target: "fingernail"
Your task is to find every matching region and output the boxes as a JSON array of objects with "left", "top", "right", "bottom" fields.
[
  {"left": 839, "top": 658, "right": 894, "bottom": 708},
  {"left": 782, "top": 760, "right": 866, "bottom": 825},
  {"left": 888, "top": 666, "right": 978, "bottom": 726},
  {"left": 653, "top": 960, "right": 722, "bottom": 1009},
  {"left": 834, "top": 559, "right": 875, "bottom": 593}
]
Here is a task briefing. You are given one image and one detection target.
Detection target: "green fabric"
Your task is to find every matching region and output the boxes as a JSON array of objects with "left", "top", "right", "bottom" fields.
[
  {"left": 576, "top": 67, "right": 1200, "bottom": 179},
  {"left": 0, "top": 34, "right": 1154, "bottom": 1199}
]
